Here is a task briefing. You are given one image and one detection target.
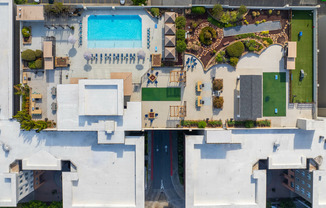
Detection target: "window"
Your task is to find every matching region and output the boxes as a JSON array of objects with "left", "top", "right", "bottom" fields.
[
  {"left": 291, "top": 182, "right": 294, "bottom": 188},
  {"left": 307, "top": 184, "right": 311, "bottom": 189},
  {"left": 20, "top": 187, "right": 23, "bottom": 190},
  {"left": 307, "top": 191, "right": 311, "bottom": 198},
  {"left": 307, "top": 174, "right": 311, "bottom": 180},
  {"left": 301, "top": 187, "right": 305, "bottom": 194},
  {"left": 302, "top": 180, "right": 305, "bottom": 185},
  {"left": 301, "top": 171, "right": 305, "bottom": 176},
  {"left": 295, "top": 185, "right": 300, "bottom": 191},
  {"left": 296, "top": 177, "right": 300, "bottom": 182},
  {"left": 19, "top": 180, "right": 22, "bottom": 183}
]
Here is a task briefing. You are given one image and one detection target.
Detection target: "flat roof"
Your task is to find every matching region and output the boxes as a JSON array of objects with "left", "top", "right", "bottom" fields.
[
  {"left": 239, "top": 75, "right": 262, "bottom": 120},
  {"left": 287, "top": 57, "right": 296, "bottom": 70},
  {"left": 16, "top": 5, "right": 44, "bottom": 21},
  {"left": 186, "top": 122, "right": 326, "bottom": 208},
  {"left": 43, "top": 41, "right": 52, "bottom": 58},
  {"left": 0, "top": 121, "right": 144, "bottom": 208},
  {"left": 0, "top": 0, "right": 13, "bottom": 120},
  {"left": 78, "top": 79, "right": 124, "bottom": 116},
  {"left": 288, "top": 41, "right": 297, "bottom": 58}
]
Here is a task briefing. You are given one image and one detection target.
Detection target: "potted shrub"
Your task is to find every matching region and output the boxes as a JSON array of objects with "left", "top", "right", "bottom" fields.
[
  {"left": 150, "top": 8, "right": 159, "bottom": 17},
  {"left": 213, "top": 79, "right": 223, "bottom": 91},
  {"left": 199, "top": 26, "right": 217, "bottom": 46},
  {"left": 213, "top": 96, "right": 224, "bottom": 109}
]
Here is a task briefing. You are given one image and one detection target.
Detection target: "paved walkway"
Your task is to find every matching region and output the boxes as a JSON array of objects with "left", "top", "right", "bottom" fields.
[{"left": 223, "top": 21, "right": 282, "bottom": 37}]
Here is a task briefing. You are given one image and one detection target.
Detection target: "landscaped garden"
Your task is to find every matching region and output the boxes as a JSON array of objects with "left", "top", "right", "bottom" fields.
[
  {"left": 184, "top": 5, "right": 290, "bottom": 69},
  {"left": 263, "top": 72, "right": 286, "bottom": 117},
  {"left": 290, "top": 10, "right": 313, "bottom": 103}
]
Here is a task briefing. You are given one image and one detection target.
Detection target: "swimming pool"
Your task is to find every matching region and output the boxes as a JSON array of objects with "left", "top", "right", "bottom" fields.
[{"left": 88, "top": 15, "right": 142, "bottom": 48}]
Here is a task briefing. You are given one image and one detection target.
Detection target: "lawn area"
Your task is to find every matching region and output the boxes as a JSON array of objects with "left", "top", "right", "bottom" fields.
[
  {"left": 290, "top": 10, "right": 313, "bottom": 103},
  {"left": 142, "top": 88, "right": 181, "bottom": 101},
  {"left": 263, "top": 73, "right": 286, "bottom": 117}
]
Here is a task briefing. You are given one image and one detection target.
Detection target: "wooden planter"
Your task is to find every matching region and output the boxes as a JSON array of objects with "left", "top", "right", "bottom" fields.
[{"left": 23, "top": 26, "right": 32, "bottom": 45}]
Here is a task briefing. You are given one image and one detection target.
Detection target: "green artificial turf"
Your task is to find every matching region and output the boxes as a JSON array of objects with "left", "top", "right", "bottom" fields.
[
  {"left": 290, "top": 10, "right": 313, "bottom": 103},
  {"left": 142, "top": 88, "right": 181, "bottom": 101},
  {"left": 263, "top": 73, "right": 286, "bottom": 117}
]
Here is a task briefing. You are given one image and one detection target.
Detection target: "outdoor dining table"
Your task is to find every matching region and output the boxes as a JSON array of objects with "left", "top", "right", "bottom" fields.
[
  {"left": 148, "top": 74, "right": 157, "bottom": 82},
  {"left": 148, "top": 112, "right": 155, "bottom": 119}
]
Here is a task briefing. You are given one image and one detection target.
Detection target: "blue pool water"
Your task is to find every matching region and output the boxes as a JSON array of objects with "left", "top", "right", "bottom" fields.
[{"left": 88, "top": 15, "right": 142, "bottom": 48}]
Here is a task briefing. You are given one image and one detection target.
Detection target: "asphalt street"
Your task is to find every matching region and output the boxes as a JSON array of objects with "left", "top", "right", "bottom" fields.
[{"left": 151, "top": 130, "right": 185, "bottom": 208}]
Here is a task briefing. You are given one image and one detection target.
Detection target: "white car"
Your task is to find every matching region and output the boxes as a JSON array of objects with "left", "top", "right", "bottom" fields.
[{"left": 120, "top": 0, "right": 125, "bottom": 5}]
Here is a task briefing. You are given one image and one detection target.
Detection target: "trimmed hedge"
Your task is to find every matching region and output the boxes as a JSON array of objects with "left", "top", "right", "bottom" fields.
[
  {"left": 22, "top": 49, "right": 36, "bottom": 61},
  {"left": 191, "top": 6, "right": 206, "bottom": 15},
  {"left": 181, "top": 120, "right": 222, "bottom": 128},
  {"left": 226, "top": 41, "right": 244, "bottom": 58},
  {"left": 229, "top": 57, "right": 239, "bottom": 67},
  {"left": 213, "top": 79, "right": 223, "bottom": 91},
  {"left": 22, "top": 27, "right": 31, "bottom": 38},
  {"left": 227, "top": 119, "right": 271, "bottom": 128},
  {"left": 199, "top": 26, "right": 217, "bottom": 46}
]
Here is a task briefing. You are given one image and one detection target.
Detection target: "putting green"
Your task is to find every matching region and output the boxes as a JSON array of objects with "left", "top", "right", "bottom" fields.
[
  {"left": 263, "top": 72, "right": 286, "bottom": 117},
  {"left": 142, "top": 88, "right": 181, "bottom": 101}
]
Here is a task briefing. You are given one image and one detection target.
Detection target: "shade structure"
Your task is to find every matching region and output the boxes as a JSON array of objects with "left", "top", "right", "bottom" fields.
[
  {"left": 165, "top": 24, "right": 176, "bottom": 35},
  {"left": 165, "top": 12, "right": 176, "bottom": 23},
  {"left": 165, "top": 36, "right": 176, "bottom": 47},
  {"left": 83, "top": 51, "right": 92, "bottom": 61},
  {"left": 164, "top": 47, "right": 176, "bottom": 59},
  {"left": 68, "top": 35, "right": 77, "bottom": 44},
  {"left": 137, "top": 50, "right": 146, "bottom": 60}
]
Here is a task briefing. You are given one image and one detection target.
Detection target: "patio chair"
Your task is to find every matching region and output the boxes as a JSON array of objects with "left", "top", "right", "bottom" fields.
[
  {"left": 145, "top": 114, "right": 148, "bottom": 118},
  {"left": 100, "top": 54, "right": 102, "bottom": 60},
  {"left": 155, "top": 113, "right": 158, "bottom": 117},
  {"left": 95, "top": 54, "right": 98, "bottom": 60},
  {"left": 186, "top": 58, "right": 190, "bottom": 64},
  {"left": 121, "top": 54, "right": 123, "bottom": 60},
  {"left": 155, "top": 72, "right": 159, "bottom": 76},
  {"left": 155, "top": 47, "right": 157, "bottom": 52},
  {"left": 117, "top": 54, "right": 119, "bottom": 60},
  {"left": 155, "top": 24, "right": 157, "bottom": 29},
  {"left": 191, "top": 65, "right": 194, "bottom": 69},
  {"left": 154, "top": 80, "right": 158, "bottom": 84},
  {"left": 105, "top": 53, "right": 107, "bottom": 60},
  {"left": 150, "top": 109, "right": 153, "bottom": 112},
  {"left": 113, "top": 54, "right": 116, "bottom": 59},
  {"left": 126, "top": 53, "right": 128, "bottom": 60},
  {"left": 147, "top": 80, "right": 151, "bottom": 84},
  {"left": 275, "top": 108, "right": 278, "bottom": 114},
  {"left": 147, "top": 73, "right": 150, "bottom": 77},
  {"left": 194, "top": 62, "right": 197, "bottom": 66},
  {"left": 91, "top": 54, "right": 94, "bottom": 60},
  {"left": 108, "top": 54, "right": 111, "bottom": 60},
  {"left": 130, "top": 53, "right": 133, "bottom": 59},
  {"left": 133, "top": 53, "right": 136, "bottom": 58}
]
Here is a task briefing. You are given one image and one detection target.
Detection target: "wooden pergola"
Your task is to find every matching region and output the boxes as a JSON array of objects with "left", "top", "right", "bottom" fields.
[
  {"left": 169, "top": 70, "right": 186, "bottom": 83},
  {"left": 170, "top": 105, "right": 186, "bottom": 117}
]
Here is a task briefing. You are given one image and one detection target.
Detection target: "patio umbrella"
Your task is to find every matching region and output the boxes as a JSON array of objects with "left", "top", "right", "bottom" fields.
[
  {"left": 137, "top": 50, "right": 146, "bottom": 60},
  {"left": 68, "top": 35, "right": 77, "bottom": 44},
  {"left": 83, "top": 51, "right": 92, "bottom": 61}
]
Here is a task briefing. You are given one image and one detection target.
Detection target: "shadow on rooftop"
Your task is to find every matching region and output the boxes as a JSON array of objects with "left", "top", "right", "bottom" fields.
[{"left": 293, "top": 130, "right": 314, "bottom": 149}]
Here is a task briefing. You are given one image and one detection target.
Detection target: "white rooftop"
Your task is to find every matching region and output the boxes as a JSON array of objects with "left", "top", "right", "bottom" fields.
[
  {"left": 186, "top": 120, "right": 326, "bottom": 208},
  {"left": 0, "top": 120, "right": 144, "bottom": 208},
  {"left": 0, "top": 0, "right": 13, "bottom": 120},
  {"left": 78, "top": 79, "right": 123, "bottom": 116}
]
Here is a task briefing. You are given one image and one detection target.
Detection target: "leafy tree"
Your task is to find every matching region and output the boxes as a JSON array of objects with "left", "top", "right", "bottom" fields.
[
  {"left": 22, "top": 49, "right": 36, "bottom": 61},
  {"left": 22, "top": 27, "right": 31, "bottom": 38},
  {"left": 279, "top": 199, "right": 296, "bottom": 208},
  {"left": 175, "top": 16, "right": 186, "bottom": 29},
  {"left": 131, "top": 0, "right": 146, "bottom": 5},
  {"left": 226, "top": 41, "right": 244, "bottom": 57},
  {"left": 212, "top": 4, "right": 223, "bottom": 19},
  {"left": 48, "top": 201, "right": 63, "bottom": 208},
  {"left": 176, "top": 40, "right": 187, "bottom": 53},
  {"left": 213, "top": 96, "right": 224, "bottom": 109},
  {"left": 22, "top": 200, "right": 47, "bottom": 208},
  {"left": 238, "top": 5, "right": 247, "bottom": 15},
  {"left": 35, "top": 50, "right": 43, "bottom": 58},
  {"left": 14, "top": 0, "right": 27, "bottom": 4},
  {"left": 28, "top": 61, "right": 36, "bottom": 69},
  {"left": 176, "top": 29, "right": 186, "bottom": 41},
  {"left": 35, "top": 59, "right": 43, "bottom": 69},
  {"left": 150, "top": 8, "right": 159, "bottom": 17},
  {"left": 191, "top": 6, "right": 206, "bottom": 15}
]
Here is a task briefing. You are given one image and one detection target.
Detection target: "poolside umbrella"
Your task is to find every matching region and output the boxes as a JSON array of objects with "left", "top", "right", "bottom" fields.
[
  {"left": 83, "top": 51, "right": 92, "bottom": 61},
  {"left": 68, "top": 35, "right": 77, "bottom": 44},
  {"left": 137, "top": 50, "right": 146, "bottom": 60}
]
